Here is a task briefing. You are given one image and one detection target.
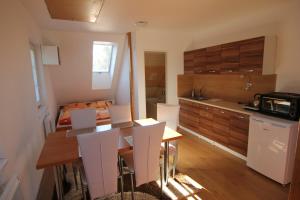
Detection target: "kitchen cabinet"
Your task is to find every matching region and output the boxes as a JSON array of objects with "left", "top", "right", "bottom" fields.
[
  {"left": 184, "top": 36, "right": 276, "bottom": 75},
  {"left": 212, "top": 107, "right": 231, "bottom": 146},
  {"left": 179, "top": 99, "right": 199, "bottom": 133},
  {"left": 229, "top": 112, "right": 249, "bottom": 155},
  {"left": 184, "top": 51, "right": 196, "bottom": 74},
  {"left": 179, "top": 99, "right": 250, "bottom": 156},
  {"left": 198, "top": 104, "right": 214, "bottom": 140}
]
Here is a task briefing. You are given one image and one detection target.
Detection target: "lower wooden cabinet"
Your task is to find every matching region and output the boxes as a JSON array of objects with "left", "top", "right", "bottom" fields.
[
  {"left": 229, "top": 112, "right": 249, "bottom": 155},
  {"left": 179, "top": 100, "right": 199, "bottom": 133},
  {"left": 179, "top": 99, "right": 250, "bottom": 156}
]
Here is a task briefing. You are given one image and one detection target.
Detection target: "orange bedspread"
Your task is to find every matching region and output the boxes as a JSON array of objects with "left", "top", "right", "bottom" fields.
[{"left": 58, "top": 101, "right": 111, "bottom": 126}]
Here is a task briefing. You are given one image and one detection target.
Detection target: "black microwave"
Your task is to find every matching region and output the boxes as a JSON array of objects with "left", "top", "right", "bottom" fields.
[{"left": 259, "top": 92, "right": 300, "bottom": 121}]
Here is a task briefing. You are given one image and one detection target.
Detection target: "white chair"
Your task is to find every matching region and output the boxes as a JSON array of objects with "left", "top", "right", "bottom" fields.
[
  {"left": 108, "top": 104, "right": 132, "bottom": 124},
  {"left": 70, "top": 108, "right": 97, "bottom": 190},
  {"left": 70, "top": 108, "right": 97, "bottom": 129},
  {"left": 121, "top": 122, "right": 166, "bottom": 200},
  {"left": 77, "top": 129, "right": 123, "bottom": 200},
  {"left": 71, "top": 108, "right": 96, "bottom": 189},
  {"left": 157, "top": 103, "right": 180, "bottom": 177}
]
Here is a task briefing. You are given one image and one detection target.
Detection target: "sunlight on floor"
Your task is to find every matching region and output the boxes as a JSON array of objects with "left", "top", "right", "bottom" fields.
[{"left": 156, "top": 174, "right": 206, "bottom": 200}]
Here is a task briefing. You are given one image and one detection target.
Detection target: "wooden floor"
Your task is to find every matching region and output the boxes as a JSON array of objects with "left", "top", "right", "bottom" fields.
[
  {"left": 37, "top": 130, "right": 289, "bottom": 200},
  {"left": 176, "top": 130, "right": 289, "bottom": 200}
]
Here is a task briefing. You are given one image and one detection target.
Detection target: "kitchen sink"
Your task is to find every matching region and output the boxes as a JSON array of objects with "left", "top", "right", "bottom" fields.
[{"left": 189, "top": 96, "right": 209, "bottom": 101}]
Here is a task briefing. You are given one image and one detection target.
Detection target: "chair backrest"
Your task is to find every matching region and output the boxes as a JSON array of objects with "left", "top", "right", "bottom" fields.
[
  {"left": 157, "top": 103, "right": 179, "bottom": 130},
  {"left": 77, "top": 129, "right": 119, "bottom": 199},
  {"left": 132, "top": 122, "right": 166, "bottom": 186},
  {"left": 108, "top": 104, "right": 132, "bottom": 124},
  {"left": 70, "top": 108, "right": 97, "bottom": 130}
]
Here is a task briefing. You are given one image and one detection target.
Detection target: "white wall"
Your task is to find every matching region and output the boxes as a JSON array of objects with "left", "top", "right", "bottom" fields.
[
  {"left": 134, "top": 30, "right": 192, "bottom": 118},
  {"left": 115, "top": 37, "right": 131, "bottom": 105},
  {"left": 42, "top": 30, "right": 126, "bottom": 105},
  {"left": 0, "top": 0, "right": 56, "bottom": 199},
  {"left": 189, "top": 0, "right": 300, "bottom": 93}
]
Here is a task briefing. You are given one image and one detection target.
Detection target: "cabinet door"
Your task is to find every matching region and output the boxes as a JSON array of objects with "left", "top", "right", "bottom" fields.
[
  {"left": 206, "top": 45, "right": 222, "bottom": 74},
  {"left": 198, "top": 104, "right": 214, "bottom": 139},
  {"left": 212, "top": 108, "right": 231, "bottom": 146},
  {"left": 220, "top": 42, "right": 240, "bottom": 74},
  {"left": 179, "top": 100, "right": 199, "bottom": 132},
  {"left": 229, "top": 112, "right": 249, "bottom": 156},
  {"left": 184, "top": 51, "right": 195, "bottom": 74},
  {"left": 193, "top": 49, "right": 207, "bottom": 74},
  {"left": 239, "top": 37, "right": 264, "bottom": 74}
]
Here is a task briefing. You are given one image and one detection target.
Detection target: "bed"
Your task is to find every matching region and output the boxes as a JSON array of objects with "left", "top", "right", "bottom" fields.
[{"left": 56, "top": 100, "right": 112, "bottom": 131}]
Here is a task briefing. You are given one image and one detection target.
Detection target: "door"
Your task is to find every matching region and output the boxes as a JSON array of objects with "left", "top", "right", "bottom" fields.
[{"left": 144, "top": 52, "right": 166, "bottom": 119}]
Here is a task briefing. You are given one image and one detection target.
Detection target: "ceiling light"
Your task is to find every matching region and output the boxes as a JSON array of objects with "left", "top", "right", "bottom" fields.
[{"left": 134, "top": 21, "right": 148, "bottom": 27}]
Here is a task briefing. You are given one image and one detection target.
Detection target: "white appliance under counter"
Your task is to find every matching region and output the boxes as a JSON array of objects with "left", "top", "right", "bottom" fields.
[{"left": 247, "top": 113, "right": 299, "bottom": 184}]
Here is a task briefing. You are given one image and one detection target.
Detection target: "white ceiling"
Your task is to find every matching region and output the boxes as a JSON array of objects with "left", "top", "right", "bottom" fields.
[{"left": 20, "top": 0, "right": 291, "bottom": 33}]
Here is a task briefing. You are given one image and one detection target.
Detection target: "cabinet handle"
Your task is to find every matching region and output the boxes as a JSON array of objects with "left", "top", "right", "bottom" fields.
[
  {"left": 271, "top": 123, "right": 286, "bottom": 128},
  {"left": 209, "top": 70, "right": 216, "bottom": 73},
  {"left": 238, "top": 115, "right": 244, "bottom": 119},
  {"left": 252, "top": 118, "right": 263, "bottom": 123},
  {"left": 220, "top": 111, "right": 225, "bottom": 114},
  {"left": 247, "top": 69, "right": 254, "bottom": 73}
]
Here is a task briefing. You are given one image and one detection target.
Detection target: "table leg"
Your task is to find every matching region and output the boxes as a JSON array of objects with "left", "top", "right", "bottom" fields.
[
  {"left": 53, "top": 166, "right": 63, "bottom": 200},
  {"left": 164, "top": 141, "right": 169, "bottom": 185}
]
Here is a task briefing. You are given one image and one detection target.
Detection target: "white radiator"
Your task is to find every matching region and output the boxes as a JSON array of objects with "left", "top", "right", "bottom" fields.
[
  {"left": 42, "top": 113, "right": 55, "bottom": 138},
  {"left": 0, "top": 175, "right": 22, "bottom": 200}
]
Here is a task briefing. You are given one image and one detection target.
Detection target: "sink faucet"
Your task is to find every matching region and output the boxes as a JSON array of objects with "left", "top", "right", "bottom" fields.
[{"left": 191, "top": 88, "right": 195, "bottom": 98}]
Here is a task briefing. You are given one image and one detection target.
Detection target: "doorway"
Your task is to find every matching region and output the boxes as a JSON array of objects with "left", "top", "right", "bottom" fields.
[{"left": 144, "top": 51, "right": 166, "bottom": 119}]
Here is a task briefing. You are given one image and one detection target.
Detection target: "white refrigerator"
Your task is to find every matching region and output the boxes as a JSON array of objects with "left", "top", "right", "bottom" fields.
[{"left": 247, "top": 113, "right": 299, "bottom": 184}]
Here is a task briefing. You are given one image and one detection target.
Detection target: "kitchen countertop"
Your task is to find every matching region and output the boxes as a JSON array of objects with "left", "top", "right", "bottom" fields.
[{"left": 178, "top": 97, "right": 255, "bottom": 115}]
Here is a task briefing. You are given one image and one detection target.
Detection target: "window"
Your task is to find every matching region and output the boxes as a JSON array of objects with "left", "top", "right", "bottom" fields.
[
  {"left": 92, "top": 41, "right": 118, "bottom": 90},
  {"left": 30, "top": 47, "right": 41, "bottom": 104},
  {"left": 92, "top": 42, "right": 114, "bottom": 73}
]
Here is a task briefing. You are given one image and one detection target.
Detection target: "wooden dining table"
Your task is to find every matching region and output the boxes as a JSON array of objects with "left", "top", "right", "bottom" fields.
[{"left": 36, "top": 118, "right": 183, "bottom": 200}]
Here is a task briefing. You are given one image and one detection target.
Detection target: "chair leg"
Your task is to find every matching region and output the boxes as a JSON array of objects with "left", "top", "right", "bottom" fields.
[
  {"left": 130, "top": 173, "right": 135, "bottom": 200},
  {"left": 172, "top": 154, "right": 178, "bottom": 178},
  {"left": 79, "top": 172, "right": 87, "bottom": 200},
  {"left": 118, "top": 155, "right": 122, "bottom": 174},
  {"left": 120, "top": 175, "right": 124, "bottom": 200},
  {"left": 160, "top": 165, "right": 163, "bottom": 199},
  {"left": 72, "top": 164, "right": 78, "bottom": 190}
]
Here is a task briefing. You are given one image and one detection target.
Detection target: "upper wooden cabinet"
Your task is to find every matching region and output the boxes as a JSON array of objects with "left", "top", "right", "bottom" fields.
[{"left": 184, "top": 36, "right": 277, "bottom": 75}]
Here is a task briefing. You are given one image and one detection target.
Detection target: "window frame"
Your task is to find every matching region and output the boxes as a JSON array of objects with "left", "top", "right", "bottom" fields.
[
  {"left": 92, "top": 41, "right": 115, "bottom": 73},
  {"left": 29, "top": 44, "right": 42, "bottom": 107}
]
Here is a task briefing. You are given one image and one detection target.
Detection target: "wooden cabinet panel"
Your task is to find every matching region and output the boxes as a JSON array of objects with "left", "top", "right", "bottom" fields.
[
  {"left": 229, "top": 112, "right": 249, "bottom": 156},
  {"left": 179, "top": 99, "right": 199, "bottom": 133},
  {"left": 194, "top": 49, "right": 207, "bottom": 74},
  {"left": 184, "top": 51, "right": 196, "bottom": 74},
  {"left": 221, "top": 42, "right": 240, "bottom": 73},
  {"left": 212, "top": 107, "right": 231, "bottom": 146},
  {"left": 183, "top": 36, "right": 267, "bottom": 75},
  {"left": 239, "top": 37, "right": 264, "bottom": 74},
  {"left": 198, "top": 104, "right": 214, "bottom": 139},
  {"left": 179, "top": 99, "right": 250, "bottom": 156},
  {"left": 198, "top": 104, "right": 214, "bottom": 121}
]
